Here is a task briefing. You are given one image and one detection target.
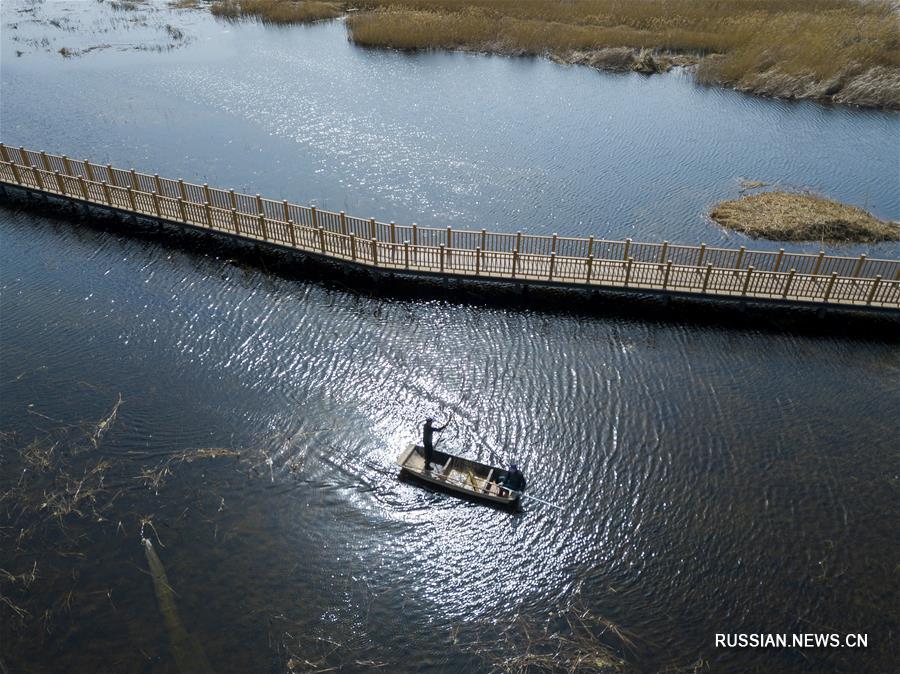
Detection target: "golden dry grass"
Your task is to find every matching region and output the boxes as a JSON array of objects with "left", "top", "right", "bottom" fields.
[
  {"left": 211, "top": 0, "right": 343, "bottom": 24},
  {"left": 343, "top": 0, "right": 900, "bottom": 107},
  {"left": 710, "top": 192, "right": 900, "bottom": 243}
]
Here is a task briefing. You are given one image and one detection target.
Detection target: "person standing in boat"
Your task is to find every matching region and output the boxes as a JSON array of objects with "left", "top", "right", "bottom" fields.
[
  {"left": 421, "top": 415, "right": 450, "bottom": 469},
  {"left": 499, "top": 463, "right": 526, "bottom": 495}
]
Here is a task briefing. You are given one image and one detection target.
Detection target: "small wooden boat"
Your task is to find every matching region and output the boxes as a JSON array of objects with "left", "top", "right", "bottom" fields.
[{"left": 396, "top": 442, "right": 522, "bottom": 508}]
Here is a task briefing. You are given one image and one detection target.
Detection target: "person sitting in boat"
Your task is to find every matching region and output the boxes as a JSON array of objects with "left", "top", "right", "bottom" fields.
[
  {"left": 499, "top": 463, "right": 526, "bottom": 495},
  {"left": 421, "top": 416, "right": 449, "bottom": 469}
]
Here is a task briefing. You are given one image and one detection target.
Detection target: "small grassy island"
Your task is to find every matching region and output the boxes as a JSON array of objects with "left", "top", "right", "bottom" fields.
[
  {"left": 205, "top": 0, "right": 900, "bottom": 109},
  {"left": 710, "top": 192, "right": 900, "bottom": 243}
]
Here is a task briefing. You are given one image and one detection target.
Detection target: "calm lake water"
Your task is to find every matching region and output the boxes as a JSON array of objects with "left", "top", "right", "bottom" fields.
[{"left": 1, "top": 2, "right": 898, "bottom": 673}]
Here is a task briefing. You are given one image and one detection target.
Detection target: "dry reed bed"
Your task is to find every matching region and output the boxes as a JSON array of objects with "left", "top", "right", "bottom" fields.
[
  {"left": 346, "top": 0, "right": 900, "bottom": 108},
  {"left": 211, "top": 0, "right": 344, "bottom": 23},
  {"left": 710, "top": 191, "right": 900, "bottom": 243},
  {"left": 207, "top": 1, "right": 900, "bottom": 108}
]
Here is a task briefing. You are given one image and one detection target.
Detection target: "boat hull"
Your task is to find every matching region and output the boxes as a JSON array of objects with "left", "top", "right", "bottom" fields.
[{"left": 396, "top": 442, "right": 521, "bottom": 508}]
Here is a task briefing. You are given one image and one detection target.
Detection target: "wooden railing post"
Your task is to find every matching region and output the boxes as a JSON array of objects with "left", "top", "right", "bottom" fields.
[
  {"left": 773, "top": 248, "right": 784, "bottom": 272},
  {"left": 511, "top": 250, "right": 518, "bottom": 278},
  {"left": 318, "top": 226, "right": 326, "bottom": 253},
  {"left": 370, "top": 218, "right": 378, "bottom": 241},
  {"left": 178, "top": 196, "right": 187, "bottom": 222},
  {"left": 258, "top": 212, "right": 268, "bottom": 240},
  {"left": 624, "top": 257, "right": 633, "bottom": 286},
  {"left": 741, "top": 266, "right": 754, "bottom": 296},
  {"left": 230, "top": 189, "right": 238, "bottom": 210},
  {"left": 585, "top": 255, "right": 594, "bottom": 283},
  {"left": 203, "top": 183, "right": 212, "bottom": 205},
  {"left": 55, "top": 171, "right": 66, "bottom": 195},
  {"left": 515, "top": 231, "right": 522, "bottom": 255},
  {"left": 8, "top": 157, "right": 27, "bottom": 185},
  {"left": 371, "top": 238, "right": 378, "bottom": 266},
  {"left": 282, "top": 200, "right": 290, "bottom": 223},
  {"left": 696, "top": 243, "right": 706, "bottom": 269},
  {"left": 782, "top": 269, "right": 796, "bottom": 298},
  {"left": 823, "top": 272, "right": 838, "bottom": 302},
  {"left": 812, "top": 251, "right": 825, "bottom": 276},
  {"left": 232, "top": 208, "right": 241, "bottom": 234},
  {"left": 439, "top": 244, "right": 445, "bottom": 273},
  {"left": 390, "top": 221, "right": 396, "bottom": 245},
  {"left": 78, "top": 176, "right": 88, "bottom": 199},
  {"left": 339, "top": 211, "right": 348, "bottom": 236},
  {"left": 551, "top": 233, "right": 558, "bottom": 255},
  {"left": 659, "top": 241, "right": 668, "bottom": 265},
  {"left": 311, "top": 205, "right": 318, "bottom": 229},
  {"left": 205, "top": 202, "right": 213, "bottom": 227},
  {"left": 851, "top": 254, "right": 867, "bottom": 278},
  {"left": 130, "top": 169, "right": 139, "bottom": 190},
  {"left": 84, "top": 160, "right": 94, "bottom": 182},
  {"left": 446, "top": 226, "right": 453, "bottom": 266},
  {"left": 350, "top": 233, "right": 357, "bottom": 261},
  {"left": 105, "top": 164, "right": 116, "bottom": 186},
  {"left": 480, "top": 229, "right": 486, "bottom": 251},
  {"left": 662, "top": 260, "right": 672, "bottom": 289},
  {"left": 475, "top": 248, "right": 481, "bottom": 276},
  {"left": 702, "top": 263, "right": 713, "bottom": 292},
  {"left": 102, "top": 181, "right": 112, "bottom": 205},
  {"left": 255, "top": 194, "right": 264, "bottom": 218},
  {"left": 41, "top": 153, "right": 52, "bottom": 172},
  {"left": 154, "top": 174, "right": 162, "bottom": 195},
  {"left": 734, "top": 246, "right": 746, "bottom": 270},
  {"left": 866, "top": 276, "right": 882, "bottom": 305},
  {"left": 152, "top": 191, "right": 161, "bottom": 217},
  {"left": 31, "top": 165, "right": 44, "bottom": 190},
  {"left": 412, "top": 223, "right": 418, "bottom": 247},
  {"left": 127, "top": 186, "right": 137, "bottom": 211},
  {"left": 178, "top": 179, "right": 186, "bottom": 201},
  {"left": 18, "top": 147, "right": 31, "bottom": 168},
  {"left": 287, "top": 219, "right": 296, "bottom": 246},
  {"left": 0, "top": 144, "right": 10, "bottom": 162},
  {"left": 548, "top": 252, "right": 556, "bottom": 281},
  {"left": 63, "top": 155, "right": 74, "bottom": 176},
  {"left": 404, "top": 241, "right": 410, "bottom": 269},
  {"left": 588, "top": 235, "right": 595, "bottom": 259}
]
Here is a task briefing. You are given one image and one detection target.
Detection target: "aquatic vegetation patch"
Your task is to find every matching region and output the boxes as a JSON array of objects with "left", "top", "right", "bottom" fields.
[
  {"left": 109, "top": 0, "right": 145, "bottom": 11},
  {"left": 0, "top": 396, "right": 248, "bottom": 670},
  {"left": 210, "top": 0, "right": 344, "bottom": 24},
  {"left": 453, "top": 593, "right": 634, "bottom": 673},
  {"left": 710, "top": 192, "right": 900, "bottom": 244},
  {"left": 5, "top": 0, "right": 194, "bottom": 57}
]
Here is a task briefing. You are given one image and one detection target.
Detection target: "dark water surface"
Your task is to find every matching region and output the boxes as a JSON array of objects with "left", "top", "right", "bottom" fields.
[{"left": 1, "top": 2, "right": 899, "bottom": 673}]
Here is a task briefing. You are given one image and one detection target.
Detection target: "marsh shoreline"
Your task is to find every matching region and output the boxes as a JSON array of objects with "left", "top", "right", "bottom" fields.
[{"left": 204, "top": 1, "right": 900, "bottom": 111}]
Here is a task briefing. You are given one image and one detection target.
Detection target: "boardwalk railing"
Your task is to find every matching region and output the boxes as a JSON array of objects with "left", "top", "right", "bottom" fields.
[{"left": 0, "top": 144, "right": 898, "bottom": 310}]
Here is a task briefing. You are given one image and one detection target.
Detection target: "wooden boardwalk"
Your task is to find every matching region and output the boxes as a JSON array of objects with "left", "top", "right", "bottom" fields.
[{"left": 1, "top": 145, "right": 898, "bottom": 311}]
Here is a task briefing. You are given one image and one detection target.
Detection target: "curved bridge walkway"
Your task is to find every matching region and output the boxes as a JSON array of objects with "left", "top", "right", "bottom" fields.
[{"left": 1, "top": 145, "right": 898, "bottom": 312}]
